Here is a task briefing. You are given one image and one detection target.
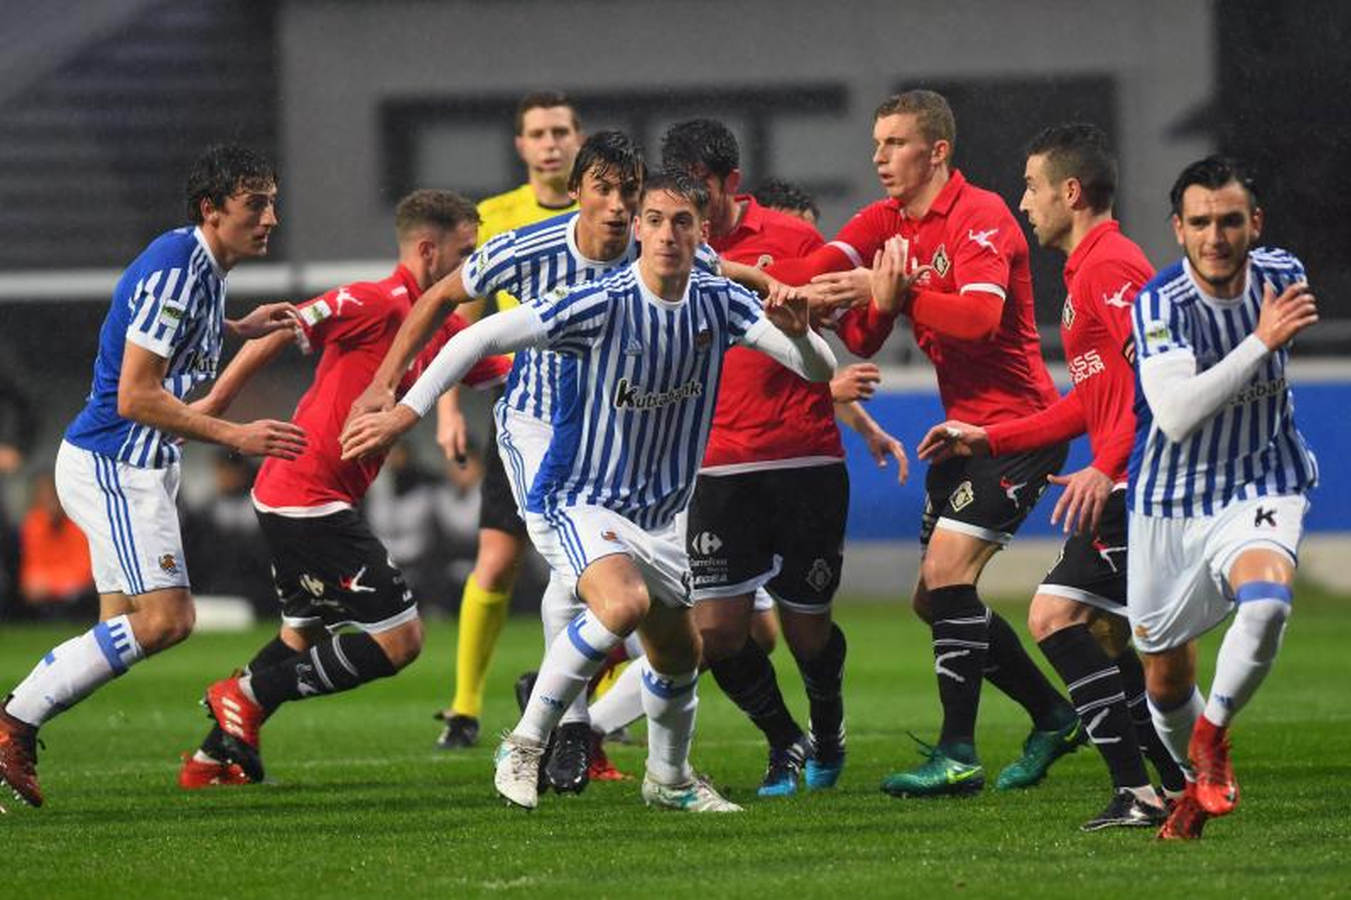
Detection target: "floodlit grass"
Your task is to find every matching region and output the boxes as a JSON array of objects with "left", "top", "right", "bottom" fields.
[{"left": 2, "top": 586, "right": 1347, "bottom": 898}]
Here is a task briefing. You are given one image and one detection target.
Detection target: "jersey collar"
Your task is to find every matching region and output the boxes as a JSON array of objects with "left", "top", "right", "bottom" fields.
[
  {"left": 1064, "top": 220, "right": 1121, "bottom": 284},
  {"left": 714, "top": 195, "right": 766, "bottom": 250},
  {"left": 887, "top": 169, "right": 967, "bottom": 221},
  {"left": 192, "top": 226, "right": 227, "bottom": 279},
  {"left": 391, "top": 263, "right": 422, "bottom": 302}
]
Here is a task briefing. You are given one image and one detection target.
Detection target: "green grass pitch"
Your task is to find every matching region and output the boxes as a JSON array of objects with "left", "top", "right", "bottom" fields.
[{"left": 3, "top": 587, "right": 1347, "bottom": 898}]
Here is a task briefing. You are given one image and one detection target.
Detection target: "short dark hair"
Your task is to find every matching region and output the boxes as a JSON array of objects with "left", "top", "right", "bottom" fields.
[
  {"left": 874, "top": 90, "right": 956, "bottom": 152},
  {"left": 751, "top": 177, "right": 819, "bottom": 220},
  {"left": 514, "top": 90, "right": 580, "bottom": 135},
  {"left": 641, "top": 169, "right": 710, "bottom": 219},
  {"left": 1169, "top": 155, "right": 1260, "bottom": 216},
  {"left": 185, "top": 144, "right": 276, "bottom": 224},
  {"left": 394, "top": 189, "right": 479, "bottom": 241},
  {"left": 659, "top": 119, "right": 740, "bottom": 180},
  {"left": 1024, "top": 123, "right": 1117, "bottom": 213},
  {"left": 566, "top": 130, "right": 645, "bottom": 194}
]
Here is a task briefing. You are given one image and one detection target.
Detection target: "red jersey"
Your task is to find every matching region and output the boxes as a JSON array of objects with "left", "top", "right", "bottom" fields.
[
  {"left": 986, "top": 221, "right": 1152, "bottom": 482},
  {"left": 773, "top": 170, "right": 1058, "bottom": 424},
  {"left": 252, "top": 264, "right": 511, "bottom": 512},
  {"left": 702, "top": 196, "right": 843, "bottom": 471}
]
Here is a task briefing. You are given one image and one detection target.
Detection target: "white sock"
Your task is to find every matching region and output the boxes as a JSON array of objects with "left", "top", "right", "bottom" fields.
[
  {"left": 1206, "top": 595, "right": 1290, "bottom": 727},
  {"left": 590, "top": 653, "right": 646, "bottom": 735},
  {"left": 513, "top": 610, "right": 622, "bottom": 743},
  {"left": 640, "top": 661, "right": 698, "bottom": 785},
  {"left": 5, "top": 615, "right": 145, "bottom": 726},
  {"left": 622, "top": 632, "right": 645, "bottom": 659},
  {"left": 1148, "top": 686, "right": 1204, "bottom": 778},
  {"left": 539, "top": 574, "right": 592, "bottom": 727}
]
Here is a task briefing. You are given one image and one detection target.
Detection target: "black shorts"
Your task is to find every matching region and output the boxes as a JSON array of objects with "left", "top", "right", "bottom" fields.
[
  {"left": 687, "top": 462, "right": 848, "bottom": 611},
  {"left": 479, "top": 417, "right": 528, "bottom": 537},
  {"left": 256, "top": 508, "right": 416, "bottom": 633},
  {"left": 920, "top": 443, "right": 1069, "bottom": 547},
  {"left": 1038, "top": 489, "right": 1127, "bottom": 615}
]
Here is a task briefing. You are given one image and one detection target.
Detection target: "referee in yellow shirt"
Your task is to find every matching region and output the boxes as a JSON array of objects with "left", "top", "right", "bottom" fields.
[{"left": 435, "top": 91, "right": 582, "bottom": 748}]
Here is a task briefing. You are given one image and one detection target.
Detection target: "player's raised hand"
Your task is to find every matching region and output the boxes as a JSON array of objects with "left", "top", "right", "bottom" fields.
[
  {"left": 230, "top": 419, "right": 307, "bottom": 460},
  {"left": 806, "top": 266, "right": 872, "bottom": 316},
  {"left": 916, "top": 419, "right": 987, "bottom": 463},
  {"left": 870, "top": 236, "right": 932, "bottom": 315},
  {"left": 227, "top": 302, "right": 301, "bottom": 339},
  {"left": 831, "top": 363, "right": 882, "bottom": 403},
  {"left": 764, "top": 290, "right": 810, "bottom": 337},
  {"left": 1255, "top": 281, "right": 1318, "bottom": 350},
  {"left": 340, "top": 406, "right": 419, "bottom": 461},
  {"left": 1047, "top": 465, "right": 1113, "bottom": 535}
]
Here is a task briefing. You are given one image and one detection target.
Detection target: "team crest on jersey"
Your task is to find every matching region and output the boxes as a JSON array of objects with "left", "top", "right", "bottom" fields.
[
  {"left": 950, "top": 480, "right": 975, "bottom": 511},
  {"left": 755, "top": 253, "right": 774, "bottom": 269},
  {"left": 931, "top": 244, "right": 950, "bottom": 278},
  {"left": 601, "top": 529, "right": 621, "bottom": 543},
  {"left": 1061, "top": 295, "right": 1075, "bottom": 329},
  {"left": 299, "top": 572, "right": 325, "bottom": 597},
  {"left": 158, "top": 553, "right": 178, "bottom": 574}
]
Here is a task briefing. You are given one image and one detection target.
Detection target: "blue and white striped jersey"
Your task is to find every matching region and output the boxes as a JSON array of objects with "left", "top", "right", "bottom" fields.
[
  {"left": 1128, "top": 247, "right": 1318, "bottom": 517},
  {"left": 65, "top": 227, "right": 227, "bottom": 468},
  {"left": 461, "top": 210, "right": 719, "bottom": 423},
  {"left": 527, "top": 263, "right": 764, "bottom": 531}
]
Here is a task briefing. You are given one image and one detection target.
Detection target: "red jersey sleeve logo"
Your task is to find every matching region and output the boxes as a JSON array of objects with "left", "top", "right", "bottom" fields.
[{"left": 967, "top": 227, "right": 1000, "bottom": 256}]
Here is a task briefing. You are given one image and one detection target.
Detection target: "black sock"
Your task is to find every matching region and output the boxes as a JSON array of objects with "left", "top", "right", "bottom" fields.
[
  {"left": 248, "top": 632, "right": 397, "bottom": 714},
  {"left": 985, "top": 611, "right": 1075, "bottom": 731},
  {"left": 202, "top": 636, "right": 305, "bottom": 757},
  {"left": 1116, "top": 646, "right": 1187, "bottom": 792},
  {"left": 794, "top": 623, "right": 847, "bottom": 754},
  {"left": 929, "top": 584, "right": 989, "bottom": 751},
  {"left": 1038, "top": 624, "right": 1149, "bottom": 789},
  {"left": 709, "top": 638, "right": 803, "bottom": 750}
]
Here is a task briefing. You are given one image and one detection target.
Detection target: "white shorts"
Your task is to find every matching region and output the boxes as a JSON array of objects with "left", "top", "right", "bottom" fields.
[
  {"left": 494, "top": 403, "right": 553, "bottom": 519},
  {"left": 1127, "top": 494, "right": 1307, "bottom": 653},
  {"left": 55, "top": 440, "right": 190, "bottom": 595},
  {"left": 526, "top": 504, "right": 691, "bottom": 609}
]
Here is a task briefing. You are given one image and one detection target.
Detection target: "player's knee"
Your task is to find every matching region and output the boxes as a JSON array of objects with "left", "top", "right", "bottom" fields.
[
  {"left": 750, "top": 613, "right": 779, "bottom": 655},
  {"left": 911, "top": 589, "right": 933, "bottom": 624},
  {"left": 1026, "top": 594, "right": 1087, "bottom": 643},
  {"left": 699, "top": 624, "right": 745, "bottom": 664},
  {"left": 377, "top": 620, "right": 424, "bottom": 670},
  {"left": 138, "top": 603, "right": 195, "bottom": 651}
]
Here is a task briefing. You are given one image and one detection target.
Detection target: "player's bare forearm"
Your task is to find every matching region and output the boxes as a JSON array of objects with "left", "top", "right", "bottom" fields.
[
  {"left": 373, "top": 273, "right": 469, "bottom": 392},
  {"left": 721, "top": 259, "right": 771, "bottom": 296},
  {"left": 202, "top": 329, "right": 294, "bottom": 416}
]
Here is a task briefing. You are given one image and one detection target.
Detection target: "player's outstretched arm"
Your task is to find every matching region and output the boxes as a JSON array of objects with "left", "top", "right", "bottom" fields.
[
  {"left": 748, "top": 295, "right": 835, "bottom": 382},
  {"left": 349, "top": 265, "right": 473, "bottom": 422},
  {"left": 118, "top": 342, "right": 306, "bottom": 459},
  {"left": 341, "top": 304, "right": 546, "bottom": 459},
  {"left": 225, "top": 301, "right": 301, "bottom": 339},
  {"left": 191, "top": 328, "right": 296, "bottom": 418},
  {"left": 837, "top": 400, "right": 908, "bottom": 484},
  {"left": 1141, "top": 281, "right": 1316, "bottom": 443}
]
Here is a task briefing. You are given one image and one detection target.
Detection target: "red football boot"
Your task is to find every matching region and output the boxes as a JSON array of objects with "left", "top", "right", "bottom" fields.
[
  {"left": 203, "top": 677, "right": 266, "bottom": 783},
  {"left": 0, "top": 706, "right": 42, "bottom": 808},
  {"left": 177, "top": 752, "right": 251, "bottom": 789},
  {"left": 1189, "top": 715, "right": 1238, "bottom": 816},
  {"left": 1157, "top": 781, "right": 1209, "bottom": 840},
  {"left": 587, "top": 729, "right": 629, "bottom": 782}
]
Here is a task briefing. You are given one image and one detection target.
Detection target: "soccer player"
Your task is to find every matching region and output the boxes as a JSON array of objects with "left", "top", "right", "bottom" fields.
[
  {"left": 663, "top": 118, "right": 907, "bottom": 796},
  {"left": 767, "top": 90, "right": 1083, "bottom": 797},
  {"left": 434, "top": 91, "right": 584, "bottom": 751},
  {"left": 1127, "top": 157, "right": 1317, "bottom": 839},
  {"left": 752, "top": 177, "right": 820, "bottom": 227},
  {"left": 915, "top": 124, "right": 1185, "bottom": 829},
  {"left": 342, "top": 171, "right": 836, "bottom": 812},
  {"left": 0, "top": 144, "right": 305, "bottom": 807},
  {"left": 176, "top": 190, "right": 509, "bottom": 787}
]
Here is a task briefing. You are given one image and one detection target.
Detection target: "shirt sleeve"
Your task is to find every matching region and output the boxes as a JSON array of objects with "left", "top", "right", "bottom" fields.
[
  {"left": 694, "top": 243, "right": 722, "bottom": 276},
  {"left": 294, "top": 283, "right": 386, "bottom": 351},
  {"left": 949, "top": 205, "right": 1017, "bottom": 300},
  {"left": 829, "top": 202, "right": 892, "bottom": 269},
  {"left": 1132, "top": 283, "right": 1191, "bottom": 362},
  {"left": 409, "top": 312, "right": 512, "bottom": 391},
  {"left": 985, "top": 390, "right": 1087, "bottom": 456},
  {"left": 398, "top": 305, "right": 547, "bottom": 417},
  {"left": 722, "top": 280, "right": 766, "bottom": 345},
  {"left": 124, "top": 263, "right": 200, "bottom": 359},
  {"left": 459, "top": 230, "right": 521, "bottom": 300},
  {"left": 531, "top": 282, "right": 614, "bottom": 355},
  {"left": 1080, "top": 259, "right": 1150, "bottom": 347}
]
